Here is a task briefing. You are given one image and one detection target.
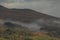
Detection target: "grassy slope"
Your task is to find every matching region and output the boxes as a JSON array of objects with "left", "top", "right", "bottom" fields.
[
  {"left": 0, "top": 26, "right": 60, "bottom": 40},
  {"left": 29, "top": 31, "right": 60, "bottom": 40}
]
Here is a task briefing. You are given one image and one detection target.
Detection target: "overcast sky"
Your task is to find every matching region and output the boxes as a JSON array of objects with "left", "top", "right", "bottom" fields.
[{"left": 0, "top": 0, "right": 60, "bottom": 17}]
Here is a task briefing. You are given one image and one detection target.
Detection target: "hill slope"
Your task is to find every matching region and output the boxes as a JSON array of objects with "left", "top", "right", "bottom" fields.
[{"left": 0, "top": 5, "right": 60, "bottom": 23}]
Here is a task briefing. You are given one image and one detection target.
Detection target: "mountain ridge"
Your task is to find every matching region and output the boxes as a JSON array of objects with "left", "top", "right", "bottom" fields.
[{"left": 0, "top": 5, "right": 60, "bottom": 23}]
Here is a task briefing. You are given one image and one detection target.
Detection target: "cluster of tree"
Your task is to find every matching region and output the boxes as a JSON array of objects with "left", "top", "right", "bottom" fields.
[
  {"left": 0, "top": 22, "right": 32, "bottom": 40},
  {"left": 4, "top": 22, "right": 15, "bottom": 27},
  {"left": 40, "top": 23, "right": 60, "bottom": 37}
]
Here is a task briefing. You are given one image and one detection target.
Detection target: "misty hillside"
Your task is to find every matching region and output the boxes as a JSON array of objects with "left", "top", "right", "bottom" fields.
[
  {"left": 0, "top": 5, "right": 60, "bottom": 40},
  {"left": 0, "top": 5, "right": 60, "bottom": 31},
  {"left": 0, "top": 5, "right": 60, "bottom": 23}
]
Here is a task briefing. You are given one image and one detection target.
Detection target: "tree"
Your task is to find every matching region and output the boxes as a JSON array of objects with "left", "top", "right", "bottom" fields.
[{"left": 4, "top": 22, "right": 15, "bottom": 27}]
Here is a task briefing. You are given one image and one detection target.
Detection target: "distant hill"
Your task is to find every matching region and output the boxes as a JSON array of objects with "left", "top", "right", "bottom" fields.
[{"left": 0, "top": 5, "right": 60, "bottom": 23}]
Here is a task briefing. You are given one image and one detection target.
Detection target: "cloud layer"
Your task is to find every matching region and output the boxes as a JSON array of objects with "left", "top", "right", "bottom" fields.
[{"left": 0, "top": 0, "right": 60, "bottom": 17}]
